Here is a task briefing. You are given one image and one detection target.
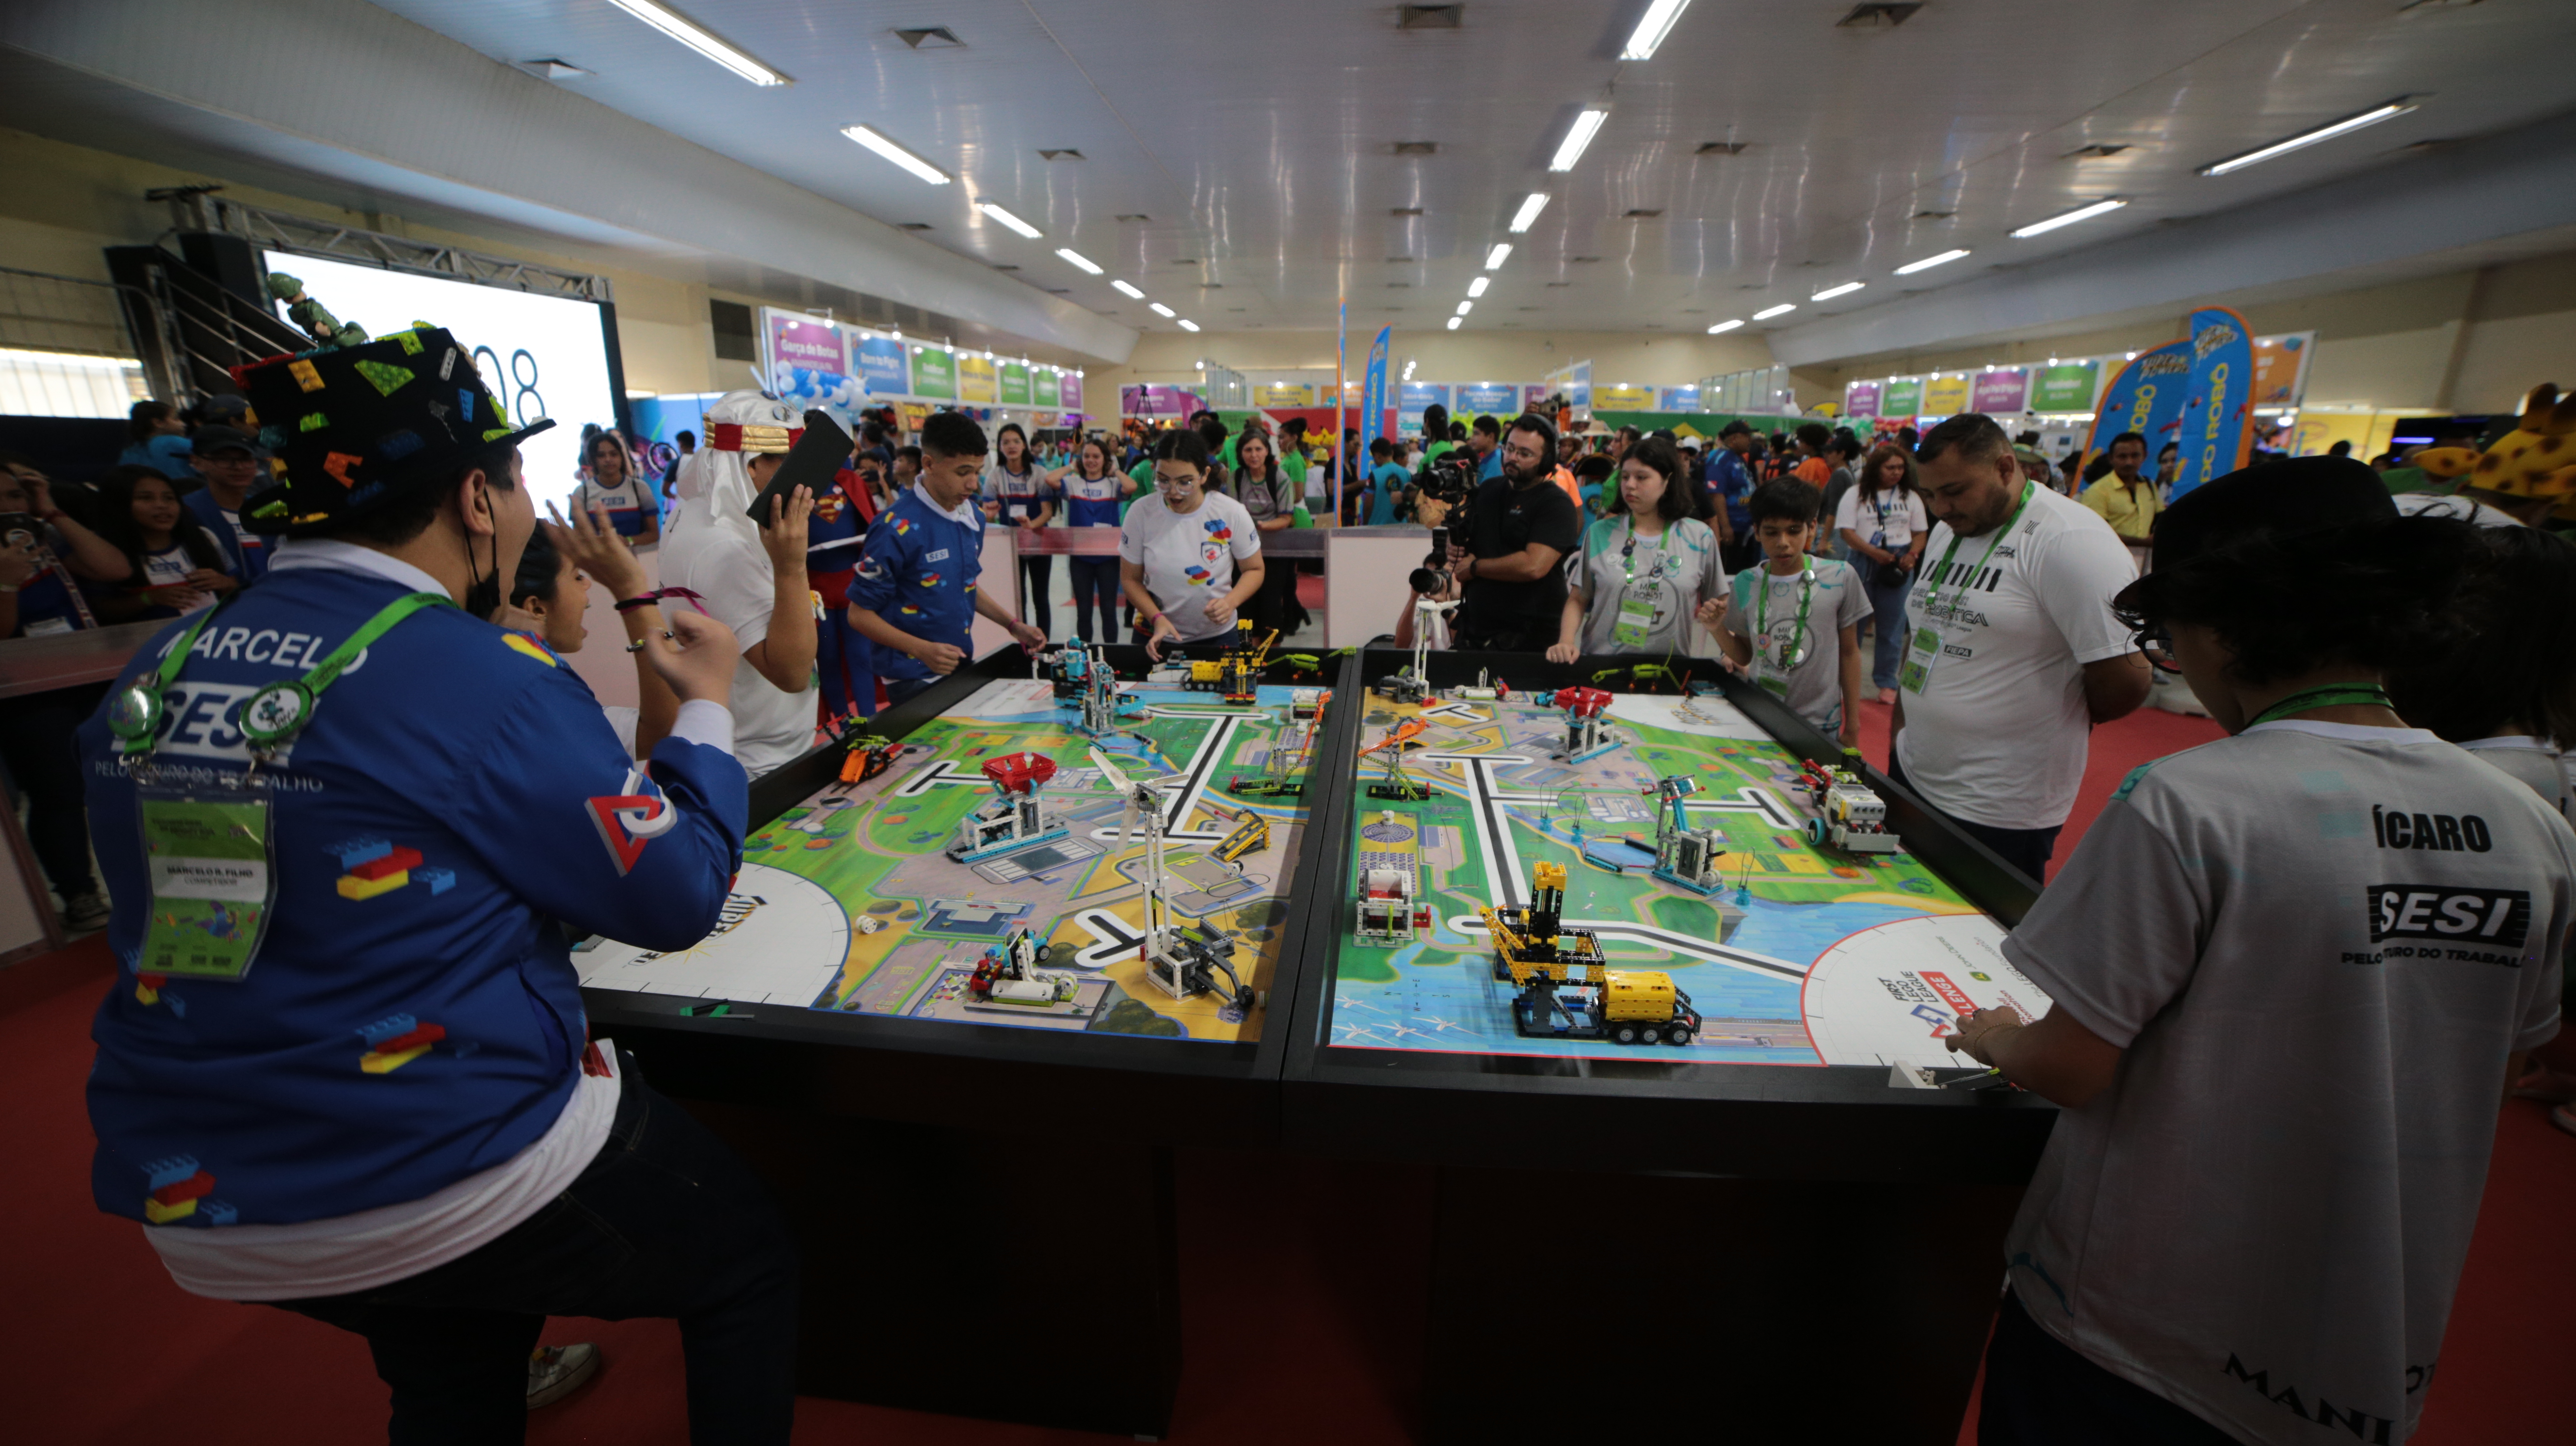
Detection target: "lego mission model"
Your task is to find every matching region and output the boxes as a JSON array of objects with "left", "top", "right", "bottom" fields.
[
  {"left": 1797, "top": 759, "right": 1901, "bottom": 855},
  {"left": 1481, "top": 863, "right": 1700, "bottom": 1046}
]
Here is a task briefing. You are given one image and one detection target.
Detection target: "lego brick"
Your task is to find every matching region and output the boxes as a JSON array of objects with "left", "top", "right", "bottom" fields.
[
  {"left": 360, "top": 1043, "right": 434, "bottom": 1074},
  {"left": 328, "top": 837, "right": 394, "bottom": 868},
  {"left": 337, "top": 869, "right": 410, "bottom": 900},
  {"left": 371, "top": 1022, "right": 446, "bottom": 1054},
  {"left": 150, "top": 1171, "right": 216, "bottom": 1206},
  {"left": 356, "top": 1013, "right": 418, "bottom": 1045},
  {"left": 416, "top": 867, "right": 456, "bottom": 895},
  {"left": 141, "top": 1154, "right": 203, "bottom": 1190},
  {"left": 143, "top": 1196, "right": 200, "bottom": 1224},
  {"left": 348, "top": 846, "right": 424, "bottom": 882}
]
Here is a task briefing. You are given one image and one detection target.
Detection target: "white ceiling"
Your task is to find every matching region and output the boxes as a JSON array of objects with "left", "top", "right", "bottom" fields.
[{"left": 366, "top": 0, "right": 2576, "bottom": 348}]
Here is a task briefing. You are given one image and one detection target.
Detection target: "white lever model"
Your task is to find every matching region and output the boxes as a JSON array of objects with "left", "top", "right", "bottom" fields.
[{"left": 1088, "top": 747, "right": 1257, "bottom": 1014}]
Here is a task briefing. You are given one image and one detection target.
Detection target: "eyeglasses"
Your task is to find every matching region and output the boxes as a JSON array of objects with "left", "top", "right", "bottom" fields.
[{"left": 2138, "top": 625, "right": 2181, "bottom": 675}]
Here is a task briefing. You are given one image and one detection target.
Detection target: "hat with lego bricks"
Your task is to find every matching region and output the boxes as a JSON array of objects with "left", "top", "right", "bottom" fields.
[
  {"left": 188, "top": 423, "right": 268, "bottom": 461},
  {"left": 2151, "top": 456, "right": 2395, "bottom": 575},
  {"left": 231, "top": 325, "right": 554, "bottom": 537}
]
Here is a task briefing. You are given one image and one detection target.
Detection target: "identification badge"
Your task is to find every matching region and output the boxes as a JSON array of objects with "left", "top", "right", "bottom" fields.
[
  {"left": 1755, "top": 670, "right": 1789, "bottom": 698},
  {"left": 1900, "top": 625, "right": 1943, "bottom": 695},
  {"left": 136, "top": 787, "right": 277, "bottom": 981},
  {"left": 1612, "top": 592, "right": 1657, "bottom": 647}
]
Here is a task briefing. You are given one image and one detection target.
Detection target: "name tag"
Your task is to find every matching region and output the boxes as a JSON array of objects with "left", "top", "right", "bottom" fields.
[{"left": 925, "top": 548, "right": 951, "bottom": 562}]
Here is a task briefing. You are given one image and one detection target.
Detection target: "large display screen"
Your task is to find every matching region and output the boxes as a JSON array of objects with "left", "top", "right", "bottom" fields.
[{"left": 258, "top": 251, "right": 622, "bottom": 497}]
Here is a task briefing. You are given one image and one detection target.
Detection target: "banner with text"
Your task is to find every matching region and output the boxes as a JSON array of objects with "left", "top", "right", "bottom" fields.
[
  {"left": 2251, "top": 332, "right": 2315, "bottom": 410},
  {"left": 2031, "top": 362, "right": 2101, "bottom": 413},
  {"left": 957, "top": 354, "right": 998, "bottom": 405},
  {"left": 853, "top": 333, "right": 907, "bottom": 397},
  {"left": 2085, "top": 340, "right": 2191, "bottom": 464},
  {"left": 1361, "top": 328, "right": 1392, "bottom": 443},
  {"left": 1882, "top": 378, "right": 1924, "bottom": 418},
  {"left": 1845, "top": 381, "right": 1882, "bottom": 419},
  {"left": 1922, "top": 374, "right": 1970, "bottom": 417},
  {"left": 910, "top": 345, "right": 957, "bottom": 401},
  {"left": 999, "top": 362, "right": 1031, "bottom": 406},
  {"left": 1256, "top": 383, "right": 1315, "bottom": 409},
  {"left": 2168, "top": 307, "right": 2254, "bottom": 500},
  {"left": 1399, "top": 381, "right": 1451, "bottom": 435},
  {"left": 759, "top": 309, "right": 861, "bottom": 419},
  {"left": 1657, "top": 386, "right": 1703, "bottom": 413},
  {"left": 1454, "top": 382, "right": 1521, "bottom": 416},
  {"left": 1972, "top": 368, "right": 2029, "bottom": 414}
]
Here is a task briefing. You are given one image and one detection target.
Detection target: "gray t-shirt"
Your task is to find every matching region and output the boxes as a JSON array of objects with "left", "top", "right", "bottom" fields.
[
  {"left": 1570, "top": 514, "right": 1726, "bottom": 656},
  {"left": 2459, "top": 735, "right": 2570, "bottom": 816},
  {"left": 1729, "top": 558, "right": 1869, "bottom": 734},
  {"left": 1999, "top": 720, "right": 2568, "bottom": 1446}
]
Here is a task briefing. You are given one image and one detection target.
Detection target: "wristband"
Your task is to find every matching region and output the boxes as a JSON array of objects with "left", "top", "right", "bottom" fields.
[{"left": 613, "top": 595, "right": 660, "bottom": 613}]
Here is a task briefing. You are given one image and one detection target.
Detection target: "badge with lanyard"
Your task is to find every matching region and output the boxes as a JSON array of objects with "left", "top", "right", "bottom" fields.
[
  {"left": 1610, "top": 524, "right": 1668, "bottom": 648},
  {"left": 1747, "top": 562, "right": 1817, "bottom": 698},
  {"left": 1901, "top": 483, "right": 2032, "bottom": 697},
  {"left": 103, "top": 591, "right": 452, "bottom": 981}
]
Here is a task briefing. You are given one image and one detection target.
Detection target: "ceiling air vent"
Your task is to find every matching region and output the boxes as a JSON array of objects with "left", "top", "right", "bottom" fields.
[
  {"left": 1396, "top": 5, "right": 1465, "bottom": 30},
  {"left": 990, "top": 264, "right": 1020, "bottom": 272},
  {"left": 519, "top": 58, "right": 591, "bottom": 80},
  {"left": 2064, "top": 144, "right": 2129, "bottom": 159},
  {"left": 1913, "top": 208, "right": 1955, "bottom": 219},
  {"left": 1393, "top": 141, "right": 1438, "bottom": 156},
  {"left": 1390, "top": 207, "right": 1425, "bottom": 216},
  {"left": 1624, "top": 209, "right": 1663, "bottom": 219},
  {"left": 1116, "top": 213, "right": 1151, "bottom": 222},
  {"left": 1695, "top": 142, "right": 1747, "bottom": 155},
  {"left": 1202, "top": 283, "right": 1223, "bottom": 289},
  {"left": 1570, "top": 256, "right": 1602, "bottom": 263},
  {"left": 1045, "top": 288, "right": 1071, "bottom": 294},
  {"left": 897, "top": 222, "right": 934, "bottom": 231},
  {"left": 894, "top": 27, "right": 964, "bottom": 49},
  {"left": 1546, "top": 281, "right": 1572, "bottom": 288},
  {"left": 1837, "top": 4, "right": 1922, "bottom": 28},
  {"left": 1174, "top": 257, "right": 1199, "bottom": 265},
  {"left": 1038, "top": 149, "right": 1084, "bottom": 161},
  {"left": 1387, "top": 281, "right": 1413, "bottom": 288}
]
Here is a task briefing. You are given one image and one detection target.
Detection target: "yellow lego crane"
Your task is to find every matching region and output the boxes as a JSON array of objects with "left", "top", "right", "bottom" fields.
[
  {"left": 1482, "top": 862, "right": 1700, "bottom": 1047},
  {"left": 1221, "top": 626, "right": 1278, "bottom": 705}
]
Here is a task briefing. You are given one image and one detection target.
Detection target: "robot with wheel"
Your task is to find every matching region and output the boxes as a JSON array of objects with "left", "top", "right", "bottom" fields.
[
  {"left": 1797, "top": 758, "right": 1901, "bottom": 855},
  {"left": 1480, "top": 862, "right": 1699, "bottom": 1046},
  {"left": 1641, "top": 775, "right": 1726, "bottom": 894},
  {"left": 1090, "top": 748, "right": 1262, "bottom": 1017},
  {"left": 944, "top": 752, "right": 1071, "bottom": 863},
  {"left": 965, "top": 927, "right": 1080, "bottom": 1008}
]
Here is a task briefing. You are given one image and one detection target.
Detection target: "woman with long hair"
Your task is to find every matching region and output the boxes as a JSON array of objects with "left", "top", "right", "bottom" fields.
[
  {"left": 1058, "top": 435, "right": 1135, "bottom": 645},
  {"left": 117, "top": 399, "right": 194, "bottom": 480},
  {"left": 1231, "top": 428, "right": 1305, "bottom": 634},
  {"left": 1119, "top": 430, "right": 1264, "bottom": 660},
  {"left": 1836, "top": 445, "right": 1931, "bottom": 702},
  {"left": 984, "top": 422, "right": 1059, "bottom": 638},
  {"left": 92, "top": 466, "right": 235, "bottom": 621},
  {"left": 1546, "top": 438, "right": 1725, "bottom": 663},
  {"left": 574, "top": 427, "right": 657, "bottom": 545}
]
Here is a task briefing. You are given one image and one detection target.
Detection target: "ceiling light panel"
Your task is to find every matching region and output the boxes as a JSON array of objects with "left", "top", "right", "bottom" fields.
[
  {"left": 1055, "top": 248, "right": 1103, "bottom": 273},
  {"left": 1446, "top": 316, "right": 1463, "bottom": 330},
  {"left": 1467, "top": 277, "right": 1489, "bottom": 297},
  {"left": 2011, "top": 198, "right": 2127, "bottom": 237},
  {"left": 1111, "top": 280, "right": 1144, "bottom": 298},
  {"left": 605, "top": 0, "right": 786, "bottom": 85},
  {"left": 1177, "top": 319, "right": 1200, "bottom": 331},
  {"left": 1509, "top": 194, "right": 1550, "bottom": 233},
  {"left": 1485, "top": 243, "right": 1513, "bottom": 269},
  {"left": 1457, "top": 300, "right": 1474, "bottom": 315},
  {"left": 977, "top": 202, "right": 1043, "bottom": 238},
  {"left": 1149, "top": 303, "right": 1175, "bottom": 317},
  {"left": 1707, "top": 319, "right": 1743, "bottom": 333},
  {"left": 841, "top": 126, "right": 948, "bottom": 185},
  {"left": 1893, "top": 248, "right": 1970, "bottom": 275},
  {"left": 1549, "top": 108, "right": 1610, "bottom": 172},
  {"left": 1811, "top": 281, "right": 1865, "bottom": 301},
  {"left": 1619, "top": 0, "right": 1693, "bottom": 59},
  {"left": 2198, "top": 98, "right": 2418, "bottom": 177},
  {"left": 1752, "top": 303, "right": 1796, "bottom": 320}
]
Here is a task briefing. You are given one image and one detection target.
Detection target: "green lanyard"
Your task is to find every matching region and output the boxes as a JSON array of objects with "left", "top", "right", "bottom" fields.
[
  {"left": 1751, "top": 562, "right": 1817, "bottom": 668},
  {"left": 1919, "top": 482, "right": 2034, "bottom": 622},
  {"left": 1616, "top": 521, "right": 1670, "bottom": 585},
  {"left": 2244, "top": 684, "right": 2394, "bottom": 730},
  {"left": 108, "top": 591, "right": 455, "bottom": 760}
]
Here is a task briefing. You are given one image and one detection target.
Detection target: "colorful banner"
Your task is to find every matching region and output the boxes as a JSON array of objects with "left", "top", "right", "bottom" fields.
[
  {"left": 2085, "top": 340, "right": 2192, "bottom": 464},
  {"left": 2031, "top": 362, "right": 2100, "bottom": 413},
  {"left": 910, "top": 345, "right": 956, "bottom": 401},
  {"left": 1256, "top": 382, "right": 1314, "bottom": 409},
  {"left": 1922, "top": 374, "right": 1970, "bottom": 417},
  {"left": 764, "top": 310, "right": 845, "bottom": 373},
  {"left": 2168, "top": 307, "right": 2255, "bottom": 501},
  {"left": 1657, "top": 386, "right": 1702, "bottom": 413},
  {"left": 1520, "top": 384, "right": 1551, "bottom": 413},
  {"left": 2251, "top": 332, "right": 2315, "bottom": 410},
  {"left": 999, "top": 362, "right": 1031, "bottom": 406},
  {"left": 1881, "top": 378, "right": 1924, "bottom": 418},
  {"left": 1361, "top": 328, "right": 1392, "bottom": 443},
  {"left": 1455, "top": 382, "right": 1520, "bottom": 416},
  {"left": 1971, "top": 368, "right": 2029, "bottom": 414},
  {"left": 957, "top": 354, "right": 998, "bottom": 405},
  {"left": 853, "top": 333, "right": 907, "bottom": 397},
  {"left": 1399, "top": 381, "right": 1450, "bottom": 433},
  {"left": 1059, "top": 372, "right": 1082, "bottom": 413},
  {"left": 1845, "top": 381, "right": 1882, "bottom": 419},
  {"left": 1033, "top": 369, "right": 1060, "bottom": 408},
  {"left": 1119, "top": 384, "right": 1199, "bottom": 417},
  {"left": 1593, "top": 383, "right": 1656, "bottom": 410},
  {"left": 1570, "top": 362, "right": 1593, "bottom": 410}
]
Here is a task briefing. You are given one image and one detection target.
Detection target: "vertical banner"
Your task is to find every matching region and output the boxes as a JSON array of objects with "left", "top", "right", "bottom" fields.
[
  {"left": 1059, "top": 372, "right": 1083, "bottom": 414},
  {"left": 2168, "top": 307, "right": 2255, "bottom": 501},
  {"left": 1335, "top": 295, "right": 1348, "bottom": 522},
  {"left": 2085, "top": 340, "right": 2192, "bottom": 464},
  {"left": 999, "top": 361, "right": 1031, "bottom": 406},
  {"left": 1845, "top": 381, "right": 1882, "bottom": 419},
  {"left": 1360, "top": 327, "right": 1392, "bottom": 445},
  {"left": 1032, "top": 369, "right": 1060, "bottom": 408},
  {"left": 853, "top": 332, "right": 909, "bottom": 398},
  {"left": 2030, "top": 361, "right": 2101, "bottom": 413},
  {"left": 957, "top": 354, "right": 998, "bottom": 406},
  {"left": 2251, "top": 332, "right": 2315, "bottom": 410},
  {"left": 910, "top": 345, "right": 957, "bottom": 401}
]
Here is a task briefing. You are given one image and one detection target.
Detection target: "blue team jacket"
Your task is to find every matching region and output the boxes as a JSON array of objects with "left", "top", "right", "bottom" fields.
[
  {"left": 850, "top": 486, "right": 982, "bottom": 682},
  {"left": 181, "top": 490, "right": 268, "bottom": 583},
  {"left": 79, "top": 563, "right": 747, "bottom": 1229}
]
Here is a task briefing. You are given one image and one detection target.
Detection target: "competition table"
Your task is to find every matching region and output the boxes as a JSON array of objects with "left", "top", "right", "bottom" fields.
[
  {"left": 1280, "top": 647, "right": 2059, "bottom": 1444},
  {"left": 578, "top": 642, "right": 2059, "bottom": 1443}
]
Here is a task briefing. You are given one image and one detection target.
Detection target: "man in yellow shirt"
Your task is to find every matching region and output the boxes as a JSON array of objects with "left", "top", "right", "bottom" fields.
[{"left": 2081, "top": 431, "right": 2161, "bottom": 540}]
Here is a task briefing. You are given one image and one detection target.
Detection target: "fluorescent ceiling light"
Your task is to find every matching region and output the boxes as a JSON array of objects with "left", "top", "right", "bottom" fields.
[
  {"left": 841, "top": 125, "right": 948, "bottom": 184},
  {"left": 1706, "top": 319, "right": 1742, "bottom": 334},
  {"left": 1111, "top": 280, "right": 1144, "bottom": 298},
  {"left": 1456, "top": 300, "right": 1474, "bottom": 316},
  {"left": 1485, "top": 243, "right": 1513, "bottom": 269},
  {"left": 1549, "top": 108, "right": 1610, "bottom": 172},
  {"left": 1467, "top": 277, "right": 1490, "bottom": 298},
  {"left": 606, "top": 0, "right": 785, "bottom": 85},
  {"left": 1893, "top": 248, "right": 1970, "bottom": 275},
  {"left": 1620, "top": 0, "right": 1693, "bottom": 59},
  {"left": 1149, "top": 302, "right": 1175, "bottom": 318},
  {"left": 2011, "top": 198, "right": 2127, "bottom": 238},
  {"left": 1055, "top": 248, "right": 1103, "bottom": 274},
  {"left": 1811, "top": 281, "right": 1865, "bottom": 301},
  {"left": 1508, "top": 193, "right": 1550, "bottom": 232},
  {"left": 1446, "top": 316, "right": 1463, "bottom": 330},
  {"left": 1177, "top": 319, "right": 1200, "bottom": 332},
  {"left": 2198, "top": 98, "right": 2417, "bottom": 177},
  {"left": 978, "top": 201, "right": 1043, "bottom": 238},
  {"left": 1752, "top": 303, "right": 1796, "bottom": 320},
  {"left": 0, "top": 348, "right": 134, "bottom": 369}
]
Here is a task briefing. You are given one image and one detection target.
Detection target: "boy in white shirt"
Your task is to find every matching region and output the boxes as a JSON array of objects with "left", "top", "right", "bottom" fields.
[{"left": 1710, "top": 479, "right": 1868, "bottom": 747}]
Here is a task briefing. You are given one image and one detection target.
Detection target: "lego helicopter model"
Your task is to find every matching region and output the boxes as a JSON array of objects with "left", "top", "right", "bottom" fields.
[
  {"left": 1089, "top": 747, "right": 1260, "bottom": 1016},
  {"left": 1549, "top": 686, "right": 1619, "bottom": 763},
  {"left": 944, "top": 751, "right": 1069, "bottom": 863}
]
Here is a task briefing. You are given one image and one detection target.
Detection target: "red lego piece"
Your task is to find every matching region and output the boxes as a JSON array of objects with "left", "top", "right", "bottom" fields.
[
  {"left": 372, "top": 1022, "right": 447, "bottom": 1054},
  {"left": 979, "top": 752, "right": 1059, "bottom": 796},
  {"left": 150, "top": 1171, "right": 216, "bottom": 1206},
  {"left": 349, "top": 846, "right": 425, "bottom": 882},
  {"left": 1552, "top": 686, "right": 1612, "bottom": 719}
]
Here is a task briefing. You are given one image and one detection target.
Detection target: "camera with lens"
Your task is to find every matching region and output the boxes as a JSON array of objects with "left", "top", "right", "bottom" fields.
[{"left": 1405, "top": 457, "right": 1479, "bottom": 597}]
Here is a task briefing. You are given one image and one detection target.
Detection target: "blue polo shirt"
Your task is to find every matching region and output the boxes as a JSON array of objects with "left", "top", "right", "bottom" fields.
[
  {"left": 181, "top": 490, "right": 267, "bottom": 583},
  {"left": 1706, "top": 448, "right": 1754, "bottom": 534},
  {"left": 852, "top": 482, "right": 983, "bottom": 682}
]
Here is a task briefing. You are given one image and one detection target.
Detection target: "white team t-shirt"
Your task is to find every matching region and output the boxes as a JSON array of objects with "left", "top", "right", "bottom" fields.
[
  {"left": 2460, "top": 734, "right": 2570, "bottom": 817},
  {"left": 1834, "top": 487, "right": 1930, "bottom": 551},
  {"left": 2394, "top": 491, "right": 2523, "bottom": 528},
  {"left": 575, "top": 473, "right": 653, "bottom": 538},
  {"left": 142, "top": 538, "right": 218, "bottom": 615},
  {"left": 657, "top": 515, "right": 815, "bottom": 779},
  {"left": 1894, "top": 485, "right": 2137, "bottom": 830},
  {"left": 2000, "top": 720, "right": 2568, "bottom": 1446},
  {"left": 1119, "top": 491, "right": 1260, "bottom": 644}
]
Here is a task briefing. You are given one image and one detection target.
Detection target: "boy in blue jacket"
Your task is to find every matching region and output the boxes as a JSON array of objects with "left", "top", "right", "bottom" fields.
[{"left": 79, "top": 326, "right": 797, "bottom": 1444}]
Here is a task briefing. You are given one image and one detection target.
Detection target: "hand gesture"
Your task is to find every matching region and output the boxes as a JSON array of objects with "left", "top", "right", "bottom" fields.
[
  {"left": 1007, "top": 619, "right": 1046, "bottom": 652},
  {"left": 1200, "top": 594, "right": 1235, "bottom": 631},
  {"left": 18, "top": 471, "right": 54, "bottom": 518},
  {"left": 757, "top": 486, "right": 812, "bottom": 574},
  {"left": 1144, "top": 613, "right": 1182, "bottom": 661},
  {"left": 1545, "top": 640, "right": 1579, "bottom": 665},
  {"left": 1694, "top": 597, "right": 1726, "bottom": 633},
  {"left": 910, "top": 639, "right": 967, "bottom": 675},
  {"left": 639, "top": 608, "right": 741, "bottom": 707},
  {"left": 546, "top": 502, "right": 647, "bottom": 602}
]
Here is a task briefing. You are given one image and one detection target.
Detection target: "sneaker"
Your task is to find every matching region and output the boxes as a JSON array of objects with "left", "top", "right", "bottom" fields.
[
  {"left": 526, "top": 1342, "right": 601, "bottom": 1411},
  {"left": 60, "top": 891, "right": 111, "bottom": 933},
  {"left": 2512, "top": 1063, "right": 2576, "bottom": 1105}
]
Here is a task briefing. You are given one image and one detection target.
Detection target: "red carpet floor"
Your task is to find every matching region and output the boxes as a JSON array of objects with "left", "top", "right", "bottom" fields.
[{"left": 4, "top": 703, "right": 2566, "bottom": 1445}]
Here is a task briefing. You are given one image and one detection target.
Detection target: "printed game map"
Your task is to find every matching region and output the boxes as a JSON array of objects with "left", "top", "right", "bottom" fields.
[
  {"left": 1332, "top": 685, "right": 2053, "bottom": 1066},
  {"left": 577, "top": 677, "right": 1315, "bottom": 1042}
]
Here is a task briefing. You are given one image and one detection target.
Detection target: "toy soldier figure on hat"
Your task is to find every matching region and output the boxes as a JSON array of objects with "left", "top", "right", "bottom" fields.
[{"left": 76, "top": 324, "right": 802, "bottom": 1441}]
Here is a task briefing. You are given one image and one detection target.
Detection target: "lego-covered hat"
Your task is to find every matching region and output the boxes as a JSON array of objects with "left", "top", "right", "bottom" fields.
[{"left": 232, "top": 325, "right": 554, "bottom": 537}]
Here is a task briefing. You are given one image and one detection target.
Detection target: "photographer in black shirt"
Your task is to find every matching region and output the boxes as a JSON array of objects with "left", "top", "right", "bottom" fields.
[{"left": 1446, "top": 412, "right": 1580, "bottom": 650}]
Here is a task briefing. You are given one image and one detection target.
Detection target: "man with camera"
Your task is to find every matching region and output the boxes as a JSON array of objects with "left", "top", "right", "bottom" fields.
[{"left": 1444, "top": 412, "right": 1581, "bottom": 651}]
